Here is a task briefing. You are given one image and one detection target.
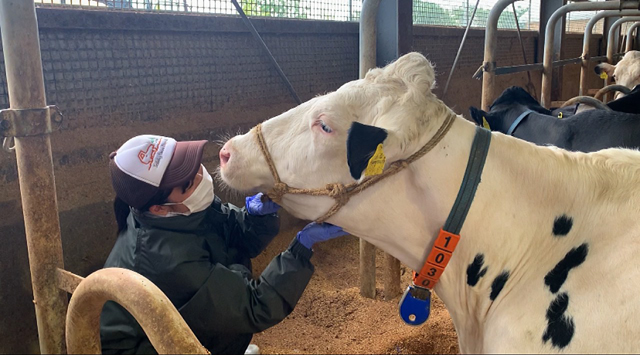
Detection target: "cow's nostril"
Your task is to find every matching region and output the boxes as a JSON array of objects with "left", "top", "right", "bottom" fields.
[{"left": 219, "top": 147, "right": 231, "bottom": 165}]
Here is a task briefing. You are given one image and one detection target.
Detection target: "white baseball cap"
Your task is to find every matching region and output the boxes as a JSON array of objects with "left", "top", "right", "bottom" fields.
[{"left": 109, "top": 134, "right": 207, "bottom": 209}]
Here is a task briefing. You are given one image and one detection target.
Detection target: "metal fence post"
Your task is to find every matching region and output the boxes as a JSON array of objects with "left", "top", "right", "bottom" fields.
[
  {"left": 358, "top": 0, "right": 381, "bottom": 299},
  {"left": 0, "top": 1, "right": 67, "bottom": 353}
]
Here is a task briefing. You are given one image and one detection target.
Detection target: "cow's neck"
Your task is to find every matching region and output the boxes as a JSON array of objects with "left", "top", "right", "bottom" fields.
[
  {"left": 509, "top": 107, "right": 567, "bottom": 148},
  {"left": 332, "top": 112, "right": 601, "bottom": 352}
]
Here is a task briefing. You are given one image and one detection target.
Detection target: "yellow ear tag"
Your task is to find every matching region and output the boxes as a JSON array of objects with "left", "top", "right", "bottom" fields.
[
  {"left": 482, "top": 117, "right": 491, "bottom": 130},
  {"left": 364, "top": 144, "right": 386, "bottom": 177},
  {"left": 558, "top": 112, "right": 563, "bottom": 119},
  {"left": 600, "top": 72, "right": 608, "bottom": 80}
]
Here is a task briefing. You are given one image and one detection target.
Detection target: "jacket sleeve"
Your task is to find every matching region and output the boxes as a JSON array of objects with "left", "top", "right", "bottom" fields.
[
  {"left": 178, "top": 237, "right": 314, "bottom": 335},
  {"left": 211, "top": 196, "right": 280, "bottom": 258}
]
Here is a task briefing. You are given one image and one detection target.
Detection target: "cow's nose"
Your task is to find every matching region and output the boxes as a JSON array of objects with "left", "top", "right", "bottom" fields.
[{"left": 219, "top": 143, "right": 231, "bottom": 167}]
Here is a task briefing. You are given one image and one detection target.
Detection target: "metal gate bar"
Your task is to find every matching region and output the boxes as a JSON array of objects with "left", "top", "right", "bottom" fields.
[
  {"left": 627, "top": 22, "right": 640, "bottom": 51},
  {"left": 0, "top": 2, "right": 67, "bottom": 352},
  {"left": 542, "top": 1, "right": 640, "bottom": 108},
  {"left": 579, "top": 10, "right": 640, "bottom": 96}
]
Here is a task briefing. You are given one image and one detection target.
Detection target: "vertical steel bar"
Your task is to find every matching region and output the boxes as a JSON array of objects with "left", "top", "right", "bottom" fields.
[
  {"left": 481, "top": 0, "right": 521, "bottom": 111},
  {"left": 0, "top": 1, "right": 67, "bottom": 353},
  {"left": 358, "top": 0, "right": 381, "bottom": 300},
  {"left": 542, "top": 1, "right": 640, "bottom": 108},
  {"left": 627, "top": 22, "right": 640, "bottom": 51},
  {"left": 579, "top": 10, "right": 640, "bottom": 96}
]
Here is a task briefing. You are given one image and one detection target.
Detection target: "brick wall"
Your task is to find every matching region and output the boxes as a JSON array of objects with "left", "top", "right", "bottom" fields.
[{"left": 0, "top": 8, "right": 547, "bottom": 353}]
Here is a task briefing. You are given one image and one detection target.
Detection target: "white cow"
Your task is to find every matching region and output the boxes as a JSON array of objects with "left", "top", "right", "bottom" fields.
[
  {"left": 219, "top": 52, "right": 640, "bottom": 353},
  {"left": 595, "top": 50, "right": 640, "bottom": 98}
]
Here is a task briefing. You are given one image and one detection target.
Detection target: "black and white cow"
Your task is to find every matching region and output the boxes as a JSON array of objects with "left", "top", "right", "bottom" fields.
[
  {"left": 469, "top": 86, "right": 640, "bottom": 152},
  {"left": 218, "top": 52, "right": 640, "bottom": 353}
]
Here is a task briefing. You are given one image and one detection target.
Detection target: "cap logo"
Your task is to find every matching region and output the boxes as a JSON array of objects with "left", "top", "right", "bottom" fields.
[
  {"left": 137, "top": 138, "right": 168, "bottom": 170},
  {"left": 114, "top": 135, "right": 177, "bottom": 187}
]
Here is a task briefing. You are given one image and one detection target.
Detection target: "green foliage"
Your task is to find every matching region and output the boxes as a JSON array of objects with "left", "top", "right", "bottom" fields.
[
  {"left": 241, "top": 0, "right": 309, "bottom": 19},
  {"left": 413, "top": 1, "right": 532, "bottom": 29}
]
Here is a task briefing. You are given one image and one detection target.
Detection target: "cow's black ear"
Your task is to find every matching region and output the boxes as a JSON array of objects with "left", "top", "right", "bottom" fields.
[
  {"left": 347, "top": 122, "right": 388, "bottom": 180},
  {"left": 469, "top": 106, "right": 487, "bottom": 126}
]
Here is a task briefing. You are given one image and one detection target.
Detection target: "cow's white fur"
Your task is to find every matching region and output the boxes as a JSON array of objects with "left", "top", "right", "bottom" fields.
[
  {"left": 596, "top": 50, "right": 640, "bottom": 99},
  {"left": 220, "top": 52, "right": 640, "bottom": 353}
]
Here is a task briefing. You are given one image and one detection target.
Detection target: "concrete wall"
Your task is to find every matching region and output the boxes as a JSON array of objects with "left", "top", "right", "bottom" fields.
[{"left": 0, "top": 7, "right": 551, "bottom": 353}]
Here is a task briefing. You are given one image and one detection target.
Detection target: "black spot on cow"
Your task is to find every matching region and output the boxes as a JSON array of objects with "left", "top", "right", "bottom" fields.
[
  {"left": 466, "top": 254, "right": 488, "bottom": 287},
  {"left": 489, "top": 271, "right": 510, "bottom": 301},
  {"left": 543, "top": 292, "right": 575, "bottom": 349},
  {"left": 552, "top": 215, "right": 573, "bottom": 236},
  {"left": 544, "top": 243, "right": 588, "bottom": 294}
]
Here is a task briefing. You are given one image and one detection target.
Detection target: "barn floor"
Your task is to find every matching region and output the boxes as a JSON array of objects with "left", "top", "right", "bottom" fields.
[{"left": 251, "top": 220, "right": 460, "bottom": 354}]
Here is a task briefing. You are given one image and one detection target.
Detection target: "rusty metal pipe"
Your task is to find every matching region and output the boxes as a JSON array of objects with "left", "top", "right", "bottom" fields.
[
  {"left": 608, "top": 18, "right": 640, "bottom": 64},
  {"left": 481, "top": 0, "right": 522, "bottom": 111},
  {"left": 626, "top": 22, "right": 640, "bottom": 52},
  {"left": 542, "top": 1, "right": 640, "bottom": 108},
  {"left": 579, "top": 10, "right": 640, "bottom": 96},
  {"left": 0, "top": 1, "right": 67, "bottom": 353},
  {"left": 358, "top": 0, "right": 381, "bottom": 299},
  {"left": 66, "top": 268, "right": 208, "bottom": 354}
]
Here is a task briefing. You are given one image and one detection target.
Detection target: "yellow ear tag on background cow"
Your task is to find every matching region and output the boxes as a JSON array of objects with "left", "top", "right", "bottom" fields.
[
  {"left": 558, "top": 112, "right": 563, "bottom": 119},
  {"left": 364, "top": 144, "right": 386, "bottom": 177},
  {"left": 482, "top": 117, "right": 491, "bottom": 130},
  {"left": 600, "top": 72, "right": 608, "bottom": 80}
]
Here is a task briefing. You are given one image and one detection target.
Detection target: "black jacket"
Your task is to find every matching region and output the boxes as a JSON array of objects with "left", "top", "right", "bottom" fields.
[{"left": 100, "top": 196, "right": 314, "bottom": 354}]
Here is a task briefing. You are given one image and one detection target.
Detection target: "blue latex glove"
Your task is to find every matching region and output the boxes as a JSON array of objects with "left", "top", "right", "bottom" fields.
[
  {"left": 296, "top": 222, "right": 349, "bottom": 250},
  {"left": 246, "top": 193, "right": 281, "bottom": 216}
]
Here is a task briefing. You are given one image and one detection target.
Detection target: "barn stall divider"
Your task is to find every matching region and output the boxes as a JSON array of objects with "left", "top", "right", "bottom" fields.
[
  {"left": 480, "top": 0, "right": 640, "bottom": 111},
  {"left": 626, "top": 22, "right": 640, "bottom": 51},
  {"left": 541, "top": 1, "right": 640, "bottom": 108},
  {"left": 0, "top": 1, "right": 209, "bottom": 354},
  {"left": 579, "top": 10, "right": 640, "bottom": 96}
]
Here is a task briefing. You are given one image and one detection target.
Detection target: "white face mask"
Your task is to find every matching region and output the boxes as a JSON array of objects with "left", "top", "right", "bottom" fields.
[{"left": 163, "top": 165, "right": 215, "bottom": 217}]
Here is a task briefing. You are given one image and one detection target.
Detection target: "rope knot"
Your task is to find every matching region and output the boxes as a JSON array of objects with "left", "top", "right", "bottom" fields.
[
  {"left": 326, "top": 183, "right": 349, "bottom": 205},
  {"left": 268, "top": 182, "right": 288, "bottom": 203}
]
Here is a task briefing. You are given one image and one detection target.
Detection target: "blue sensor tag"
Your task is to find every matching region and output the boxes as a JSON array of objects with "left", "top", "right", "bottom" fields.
[{"left": 398, "top": 285, "right": 432, "bottom": 326}]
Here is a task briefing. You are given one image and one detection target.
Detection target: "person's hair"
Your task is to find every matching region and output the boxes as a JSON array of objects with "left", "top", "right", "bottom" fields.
[{"left": 113, "top": 180, "right": 192, "bottom": 235}]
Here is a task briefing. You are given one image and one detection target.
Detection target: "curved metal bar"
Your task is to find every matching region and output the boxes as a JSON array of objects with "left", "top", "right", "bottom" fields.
[
  {"left": 542, "top": 1, "right": 640, "bottom": 108},
  {"left": 608, "top": 17, "right": 640, "bottom": 64},
  {"left": 594, "top": 84, "right": 632, "bottom": 101},
  {"left": 561, "top": 96, "right": 612, "bottom": 111},
  {"left": 626, "top": 22, "right": 640, "bottom": 52},
  {"left": 66, "top": 268, "right": 208, "bottom": 355},
  {"left": 481, "top": 0, "right": 522, "bottom": 111},
  {"left": 579, "top": 10, "right": 640, "bottom": 95}
]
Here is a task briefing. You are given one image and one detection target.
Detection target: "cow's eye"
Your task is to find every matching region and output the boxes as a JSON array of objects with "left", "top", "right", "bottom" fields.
[
  {"left": 612, "top": 74, "right": 617, "bottom": 82},
  {"left": 319, "top": 120, "right": 333, "bottom": 133}
]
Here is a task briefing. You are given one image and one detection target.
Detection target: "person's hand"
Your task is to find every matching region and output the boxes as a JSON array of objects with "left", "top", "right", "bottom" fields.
[
  {"left": 296, "top": 222, "right": 349, "bottom": 250},
  {"left": 246, "top": 193, "right": 281, "bottom": 216}
]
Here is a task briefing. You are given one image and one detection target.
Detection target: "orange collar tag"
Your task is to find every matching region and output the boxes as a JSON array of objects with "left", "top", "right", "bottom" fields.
[{"left": 412, "top": 228, "right": 461, "bottom": 289}]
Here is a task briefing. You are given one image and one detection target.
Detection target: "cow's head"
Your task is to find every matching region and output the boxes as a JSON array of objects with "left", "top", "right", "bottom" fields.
[
  {"left": 468, "top": 86, "right": 550, "bottom": 132},
  {"left": 595, "top": 50, "right": 640, "bottom": 99},
  {"left": 218, "top": 52, "right": 443, "bottom": 221}
]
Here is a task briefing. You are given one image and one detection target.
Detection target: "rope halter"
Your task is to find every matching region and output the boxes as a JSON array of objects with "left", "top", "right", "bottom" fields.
[{"left": 253, "top": 114, "right": 456, "bottom": 223}]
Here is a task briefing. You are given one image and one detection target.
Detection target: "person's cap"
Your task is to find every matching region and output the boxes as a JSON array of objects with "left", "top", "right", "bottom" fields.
[{"left": 109, "top": 134, "right": 207, "bottom": 209}]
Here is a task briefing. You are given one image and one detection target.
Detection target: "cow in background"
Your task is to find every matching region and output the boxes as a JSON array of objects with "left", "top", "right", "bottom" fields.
[
  {"left": 218, "top": 52, "right": 640, "bottom": 353},
  {"left": 595, "top": 50, "right": 640, "bottom": 99},
  {"left": 469, "top": 86, "right": 640, "bottom": 152}
]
